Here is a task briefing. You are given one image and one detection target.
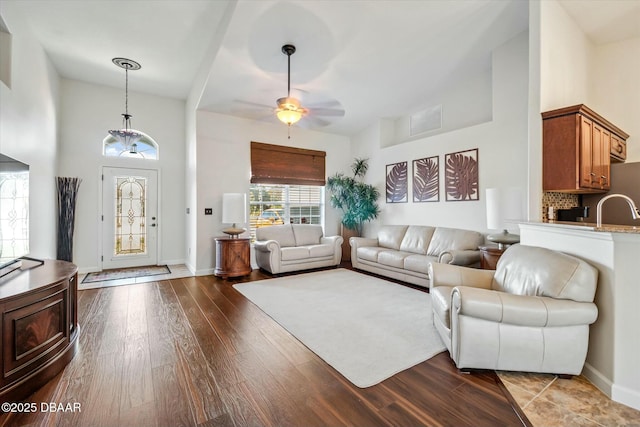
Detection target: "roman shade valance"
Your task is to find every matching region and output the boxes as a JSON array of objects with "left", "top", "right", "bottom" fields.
[{"left": 250, "top": 141, "right": 326, "bottom": 186}]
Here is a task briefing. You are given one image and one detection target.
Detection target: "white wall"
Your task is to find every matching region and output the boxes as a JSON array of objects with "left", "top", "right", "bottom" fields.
[
  {"left": 591, "top": 37, "right": 640, "bottom": 162},
  {"left": 351, "top": 31, "right": 529, "bottom": 238},
  {"left": 386, "top": 68, "right": 493, "bottom": 146},
  {"left": 193, "top": 112, "right": 351, "bottom": 274},
  {"left": 527, "top": 0, "right": 543, "bottom": 221},
  {"left": 57, "top": 80, "right": 186, "bottom": 272},
  {"left": 540, "top": 0, "right": 593, "bottom": 112},
  {"left": 540, "top": 0, "right": 640, "bottom": 163},
  {"left": 0, "top": 6, "right": 60, "bottom": 260}
]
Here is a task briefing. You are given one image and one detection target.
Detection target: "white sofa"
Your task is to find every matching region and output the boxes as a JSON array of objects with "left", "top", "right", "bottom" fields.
[
  {"left": 254, "top": 224, "right": 343, "bottom": 274},
  {"left": 430, "top": 244, "right": 598, "bottom": 375},
  {"left": 350, "top": 225, "right": 484, "bottom": 287}
]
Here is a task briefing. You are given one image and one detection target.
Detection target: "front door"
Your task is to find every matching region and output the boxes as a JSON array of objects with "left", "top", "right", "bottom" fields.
[{"left": 102, "top": 167, "right": 158, "bottom": 269}]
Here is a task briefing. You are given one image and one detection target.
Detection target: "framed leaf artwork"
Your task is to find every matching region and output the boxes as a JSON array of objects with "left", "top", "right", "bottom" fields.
[
  {"left": 445, "top": 148, "right": 479, "bottom": 201},
  {"left": 412, "top": 156, "right": 439, "bottom": 202},
  {"left": 386, "top": 161, "right": 408, "bottom": 203}
]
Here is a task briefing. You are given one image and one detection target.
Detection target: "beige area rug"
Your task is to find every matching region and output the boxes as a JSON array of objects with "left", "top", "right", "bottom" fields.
[{"left": 234, "top": 268, "right": 446, "bottom": 388}]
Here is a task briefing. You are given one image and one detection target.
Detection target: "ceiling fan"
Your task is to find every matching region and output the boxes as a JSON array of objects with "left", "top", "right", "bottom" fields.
[{"left": 232, "top": 44, "right": 345, "bottom": 137}]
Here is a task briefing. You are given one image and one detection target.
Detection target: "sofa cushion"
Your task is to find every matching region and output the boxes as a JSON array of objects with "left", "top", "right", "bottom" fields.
[
  {"left": 427, "top": 227, "right": 483, "bottom": 257},
  {"left": 403, "top": 254, "right": 438, "bottom": 274},
  {"left": 280, "top": 246, "right": 310, "bottom": 261},
  {"left": 357, "top": 246, "right": 388, "bottom": 262},
  {"left": 378, "top": 225, "right": 409, "bottom": 250},
  {"left": 399, "top": 226, "right": 435, "bottom": 255},
  {"left": 308, "top": 244, "right": 334, "bottom": 258},
  {"left": 292, "top": 224, "right": 323, "bottom": 246},
  {"left": 256, "top": 224, "right": 296, "bottom": 247},
  {"left": 493, "top": 244, "right": 598, "bottom": 302},
  {"left": 431, "top": 285, "right": 454, "bottom": 328},
  {"left": 377, "top": 250, "right": 411, "bottom": 268}
]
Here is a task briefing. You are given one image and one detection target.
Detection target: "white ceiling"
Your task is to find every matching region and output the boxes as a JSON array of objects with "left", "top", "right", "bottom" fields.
[{"left": 3, "top": 0, "right": 639, "bottom": 136}]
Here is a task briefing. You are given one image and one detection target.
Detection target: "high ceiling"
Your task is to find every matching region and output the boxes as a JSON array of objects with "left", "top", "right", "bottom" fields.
[{"left": 3, "top": 0, "right": 639, "bottom": 136}]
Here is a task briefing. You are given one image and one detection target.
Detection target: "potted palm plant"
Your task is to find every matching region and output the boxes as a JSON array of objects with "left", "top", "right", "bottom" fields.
[{"left": 327, "top": 158, "right": 380, "bottom": 260}]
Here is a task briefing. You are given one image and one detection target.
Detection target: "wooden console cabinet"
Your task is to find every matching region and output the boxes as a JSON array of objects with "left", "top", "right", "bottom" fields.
[
  {"left": 0, "top": 259, "right": 79, "bottom": 404},
  {"left": 542, "top": 104, "right": 629, "bottom": 193},
  {"left": 214, "top": 237, "right": 251, "bottom": 278}
]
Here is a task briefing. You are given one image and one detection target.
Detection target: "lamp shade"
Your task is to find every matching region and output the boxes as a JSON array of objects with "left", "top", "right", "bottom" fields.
[
  {"left": 222, "top": 193, "right": 246, "bottom": 224},
  {"left": 486, "top": 188, "right": 523, "bottom": 230},
  {"left": 276, "top": 97, "right": 304, "bottom": 125},
  {"left": 486, "top": 187, "right": 523, "bottom": 230},
  {"left": 486, "top": 187, "right": 524, "bottom": 249}
]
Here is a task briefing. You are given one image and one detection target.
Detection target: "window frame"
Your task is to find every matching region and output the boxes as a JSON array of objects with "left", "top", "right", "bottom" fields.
[{"left": 249, "top": 183, "right": 325, "bottom": 241}]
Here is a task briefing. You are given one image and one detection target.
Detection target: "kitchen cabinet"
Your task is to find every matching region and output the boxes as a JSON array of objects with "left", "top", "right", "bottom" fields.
[
  {"left": 610, "top": 133, "right": 626, "bottom": 162},
  {"left": 542, "top": 104, "right": 628, "bottom": 194}
]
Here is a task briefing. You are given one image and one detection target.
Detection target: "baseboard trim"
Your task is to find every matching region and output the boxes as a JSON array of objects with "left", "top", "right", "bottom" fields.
[
  {"left": 195, "top": 268, "right": 215, "bottom": 276},
  {"left": 582, "top": 362, "right": 612, "bottom": 397},
  {"left": 612, "top": 383, "right": 640, "bottom": 411},
  {"left": 577, "top": 361, "right": 639, "bottom": 411}
]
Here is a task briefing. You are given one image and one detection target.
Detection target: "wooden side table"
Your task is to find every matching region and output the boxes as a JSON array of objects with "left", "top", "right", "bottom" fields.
[
  {"left": 214, "top": 237, "right": 251, "bottom": 278},
  {"left": 479, "top": 245, "right": 505, "bottom": 270}
]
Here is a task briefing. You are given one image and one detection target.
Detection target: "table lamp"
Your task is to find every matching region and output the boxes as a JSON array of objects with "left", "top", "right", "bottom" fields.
[{"left": 486, "top": 187, "right": 523, "bottom": 249}]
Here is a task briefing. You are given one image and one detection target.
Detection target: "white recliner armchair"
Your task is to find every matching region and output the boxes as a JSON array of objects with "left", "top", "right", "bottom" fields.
[{"left": 429, "top": 244, "right": 598, "bottom": 375}]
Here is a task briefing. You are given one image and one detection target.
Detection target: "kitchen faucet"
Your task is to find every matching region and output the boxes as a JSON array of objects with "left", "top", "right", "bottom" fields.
[{"left": 596, "top": 194, "right": 640, "bottom": 227}]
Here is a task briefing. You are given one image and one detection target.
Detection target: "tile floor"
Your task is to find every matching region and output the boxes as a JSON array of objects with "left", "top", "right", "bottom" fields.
[
  {"left": 77, "top": 267, "right": 640, "bottom": 426},
  {"left": 498, "top": 371, "right": 640, "bottom": 426},
  {"left": 78, "top": 264, "right": 193, "bottom": 290}
]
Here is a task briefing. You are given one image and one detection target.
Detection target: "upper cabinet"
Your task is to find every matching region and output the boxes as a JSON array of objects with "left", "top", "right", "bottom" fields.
[{"left": 542, "top": 104, "right": 629, "bottom": 194}]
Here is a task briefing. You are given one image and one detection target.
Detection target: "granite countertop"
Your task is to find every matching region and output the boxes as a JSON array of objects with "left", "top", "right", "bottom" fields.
[{"left": 523, "top": 221, "right": 640, "bottom": 234}]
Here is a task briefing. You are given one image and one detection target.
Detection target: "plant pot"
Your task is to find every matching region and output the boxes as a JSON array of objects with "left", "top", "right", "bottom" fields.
[{"left": 341, "top": 224, "right": 359, "bottom": 262}]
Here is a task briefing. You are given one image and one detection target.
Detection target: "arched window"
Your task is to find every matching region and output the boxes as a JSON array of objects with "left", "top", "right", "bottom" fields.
[{"left": 103, "top": 131, "right": 159, "bottom": 159}]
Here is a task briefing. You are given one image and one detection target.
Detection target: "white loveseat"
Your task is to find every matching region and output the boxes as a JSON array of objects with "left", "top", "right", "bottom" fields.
[
  {"left": 350, "top": 225, "right": 484, "bottom": 287},
  {"left": 254, "top": 224, "right": 343, "bottom": 274}
]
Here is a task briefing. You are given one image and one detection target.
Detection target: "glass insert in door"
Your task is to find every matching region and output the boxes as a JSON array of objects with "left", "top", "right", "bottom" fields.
[{"left": 114, "top": 176, "right": 147, "bottom": 255}]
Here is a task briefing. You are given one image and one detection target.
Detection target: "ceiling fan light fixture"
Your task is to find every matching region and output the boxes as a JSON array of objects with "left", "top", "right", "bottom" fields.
[
  {"left": 276, "top": 96, "right": 305, "bottom": 125},
  {"left": 276, "top": 108, "right": 303, "bottom": 126}
]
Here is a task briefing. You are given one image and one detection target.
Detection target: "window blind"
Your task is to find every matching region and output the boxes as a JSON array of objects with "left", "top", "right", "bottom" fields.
[{"left": 250, "top": 141, "right": 326, "bottom": 186}]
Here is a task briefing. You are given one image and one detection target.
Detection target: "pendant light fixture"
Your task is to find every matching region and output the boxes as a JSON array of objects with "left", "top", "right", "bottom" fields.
[
  {"left": 276, "top": 45, "right": 306, "bottom": 136},
  {"left": 109, "top": 57, "right": 143, "bottom": 152}
]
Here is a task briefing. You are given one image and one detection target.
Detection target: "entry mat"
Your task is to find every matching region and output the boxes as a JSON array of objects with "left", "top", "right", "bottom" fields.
[{"left": 81, "top": 265, "right": 171, "bottom": 283}]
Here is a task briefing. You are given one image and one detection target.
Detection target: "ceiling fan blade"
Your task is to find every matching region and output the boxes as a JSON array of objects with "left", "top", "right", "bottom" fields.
[
  {"left": 299, "top": 115, "right": 330, "bottom": 128},
  {"left": 230, "top": 100, "right": 275, "bottom": 120},
  {"left": 304, "top": 99, "right": 343, "bottom": 109},
  {"left": 307, "top": 107, "right": 345, "bottom": 117},
  {"left": 232, "top": 99, "right": 274, "bottom": 110}
]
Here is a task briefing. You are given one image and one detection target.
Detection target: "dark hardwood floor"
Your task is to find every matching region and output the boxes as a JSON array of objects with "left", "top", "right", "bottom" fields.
[{"left": 1, "top": 267, "right": 530, "bottom": 427}]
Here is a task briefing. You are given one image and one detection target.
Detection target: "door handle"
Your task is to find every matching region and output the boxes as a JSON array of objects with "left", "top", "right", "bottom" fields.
[{"left": 151, "top": 224, "right": 156, "bottom": 227}]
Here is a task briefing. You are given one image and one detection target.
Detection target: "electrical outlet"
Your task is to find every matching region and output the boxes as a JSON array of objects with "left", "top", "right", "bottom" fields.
[
  {"left": 186, "top": 208, "right": 190, "bottom": 214},
  {"left": 205, "top": 208, "right": 212, "bottom": 215}
]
